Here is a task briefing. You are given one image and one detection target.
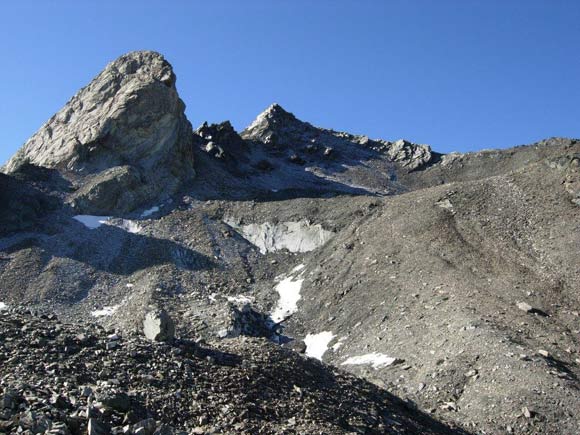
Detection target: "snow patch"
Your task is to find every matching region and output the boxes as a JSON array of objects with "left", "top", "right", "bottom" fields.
[
  {"left": 342, "top": 352, "right": 398, "bottom": 369},
  {"left": 141, "top": 206, "right": 160, "bottom": 218},
  {"left": 91, "top": 305, "right": 119, "bottom": 317},
  {"left": 304, "top": 331, "right": 335, "bottom": 360},
  {"left": 113, "top": 219, "right": 142, "bottom": 234},
  {"left": 270, "top": 264, "right": 305, "bottom": 323},
  {"left": 74, "top": 215, "right": 110, "bottom": 229},
  {"left": 0, "top": 302, "right": 8, "bottom": 311},
  {"left": 224, "top": 219, "right": 333, "bottom": 254},
  {"left": 227, "top": 295, "right": 255, "bottom": 304},
  {"left": 292, "top": 264, "right": 306, "bottom": 273},
  {"left": 74, "top": 216, "right": 141, "bottom": 233}
]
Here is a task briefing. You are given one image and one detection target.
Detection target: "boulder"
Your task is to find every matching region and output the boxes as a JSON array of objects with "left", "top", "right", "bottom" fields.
[{"left": 143, "top": 309, "right": 175, "bottom": 342}]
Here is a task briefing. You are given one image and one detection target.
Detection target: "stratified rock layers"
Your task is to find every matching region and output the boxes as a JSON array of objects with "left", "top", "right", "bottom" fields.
[{"left": 3, "top": 51, "right": 195, "bottom": 214}]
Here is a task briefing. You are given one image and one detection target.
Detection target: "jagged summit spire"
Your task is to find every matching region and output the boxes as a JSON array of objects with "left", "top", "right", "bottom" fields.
[
  {"left": 241, "top": 103, "right": 302, "bottom": 142},
  {"left": 251, "top": 103, "right": 297, "bottom": 124},
  {"left": 262, "top": 103, "right": 290, "bottom": 116}
]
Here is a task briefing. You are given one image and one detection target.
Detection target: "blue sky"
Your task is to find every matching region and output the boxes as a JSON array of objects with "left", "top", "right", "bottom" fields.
[{"left": 1, "top": 1, "right": 579, "bottom": 165}]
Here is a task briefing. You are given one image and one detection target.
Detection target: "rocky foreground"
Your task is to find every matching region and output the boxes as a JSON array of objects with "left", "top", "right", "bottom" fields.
[{"left": 0, "top": 308, "right": 463, "bottom": 434}]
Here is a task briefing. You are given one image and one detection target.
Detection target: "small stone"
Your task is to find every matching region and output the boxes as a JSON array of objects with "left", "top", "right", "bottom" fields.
[
  {"left": 440, "top": 402, "right": 457, "bottom": 411},
  {"left": 538, "top": 349, "right": 550, "bottom": 358},
  {"left": 517, "top": 302, "right": 533, "bottom": 313},
  {"left": 522, "top": 406, "right": 533, "bottom": 418}
]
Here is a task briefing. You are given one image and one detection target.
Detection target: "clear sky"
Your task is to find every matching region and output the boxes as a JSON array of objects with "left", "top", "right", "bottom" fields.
[{"left": 1, "top": 1, "right": 579, "bottom": 165}]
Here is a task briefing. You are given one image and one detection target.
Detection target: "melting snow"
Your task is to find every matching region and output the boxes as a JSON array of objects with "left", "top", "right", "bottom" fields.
[
  {"left": 0, "top": 302, "right": 8, "bottom": 311},
  {"left": 73, "top": 215, "right": 110, "bottom": 229},
  {"left": 341, "top": 353, "right": 398, "bottom": 369},
  {"left": 227, "top": 295, "right": 255, "bottom": 304},
  {"left": 73, "top": 215, "right": 141, "bottom": 233},
  {"left": 270, "top": 265, "right": 305, "bottom": 323},
  {"left": 291, "top": 264, "right": 305, "bottom": 273},
  {"left": 304, "top": 331, "right": 335, "bottom": 360},
  {"left": 114, "top": 219, "right": 142, "bottom": 234},
  {"left": 141, "top": 206, "right": 160, "bottom": 218},
  {"left": 91, "top": 305, "right": 119, "bottom": 317}
]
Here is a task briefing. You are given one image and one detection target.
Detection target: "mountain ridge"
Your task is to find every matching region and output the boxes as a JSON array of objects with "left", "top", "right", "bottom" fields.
[{"left": 1, "top": 51, "right": 579, "bottom": 434}]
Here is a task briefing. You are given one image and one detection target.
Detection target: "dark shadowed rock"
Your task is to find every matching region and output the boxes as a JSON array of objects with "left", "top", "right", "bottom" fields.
[{"left": 0, "top": 172, "right": 58, "bottom": 235}]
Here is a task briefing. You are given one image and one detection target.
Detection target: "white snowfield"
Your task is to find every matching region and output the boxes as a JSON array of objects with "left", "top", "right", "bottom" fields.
[
  {"left": 0, "top": 302, "right": 8, "bottom": 311},
  {"left": 224, "top": 219, "right": 334, "bottom": 254},
  {"left": 270, "top": 264, "right": 305, "bottom": 323},
  {"left": 304, "top": 331, "right": 335, "bottom": 360},
  {"left": 341, "top": 352, "right": 398, "bottom": 369}
]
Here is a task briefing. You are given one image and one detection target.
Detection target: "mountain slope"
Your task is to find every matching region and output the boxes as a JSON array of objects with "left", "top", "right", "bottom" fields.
[{"left": 1, "top": 51, "right": 579, "bottom": 434}]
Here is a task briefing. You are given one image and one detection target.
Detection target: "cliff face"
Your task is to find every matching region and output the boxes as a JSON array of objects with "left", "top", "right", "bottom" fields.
[{"left": 3, "top": 51, "right": 195, "bottom": 214}]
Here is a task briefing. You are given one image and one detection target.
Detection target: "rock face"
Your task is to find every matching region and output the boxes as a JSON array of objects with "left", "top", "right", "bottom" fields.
[
  {"left": 143, "top": 309, "right": 175, "bottom": 342},
  {"left": 3, "top": 51, "right": 195, "bottom": 214},
  {"left": 242, "top": 103, "right": 434, "bottom": 172},
  {"left": 386, "top": 139, "right": 433, "bottom": 171}
]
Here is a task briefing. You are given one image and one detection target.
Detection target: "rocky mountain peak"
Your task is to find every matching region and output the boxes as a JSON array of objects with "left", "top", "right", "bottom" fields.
[
  {"left": 241, "top": 103, "right": 303, "bottom": 145},
  {"left": 3, "top": 50, "right": 195, "bottom": 214},
  {"left": 4, "top": 50, "right": 192, "bottom": 174}
]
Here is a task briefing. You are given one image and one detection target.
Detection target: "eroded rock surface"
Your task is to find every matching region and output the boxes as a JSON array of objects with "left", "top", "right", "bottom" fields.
[{"left": 3, "top": 51, "right": 195, "bottom": 214}]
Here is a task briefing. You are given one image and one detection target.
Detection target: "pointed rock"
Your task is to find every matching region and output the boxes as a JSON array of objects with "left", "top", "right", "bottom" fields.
[
  {"left": 241, "top": 103, "right": 303, "bottom": 145},
  {"left": 4, "top": 51, "right": 195, "bottom": 214}
]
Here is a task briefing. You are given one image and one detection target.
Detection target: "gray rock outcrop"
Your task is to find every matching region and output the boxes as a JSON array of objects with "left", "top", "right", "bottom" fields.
[
  {"left": 3, "top": 51, "right": 195, "bottom": 214},
  {"left": 143, "top": 309, "right": 175, "bottom": 342},
  {"left": 385, "top": 139, "right": 433, "bottom": 171}
]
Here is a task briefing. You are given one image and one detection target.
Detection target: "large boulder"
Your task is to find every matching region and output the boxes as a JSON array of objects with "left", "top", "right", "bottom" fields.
[
  {"left": 143, "top": 309, "right": 175, "bottom": 342},
  {"left": 3, "top": 51, "right": 195, "bottom": 214}
]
